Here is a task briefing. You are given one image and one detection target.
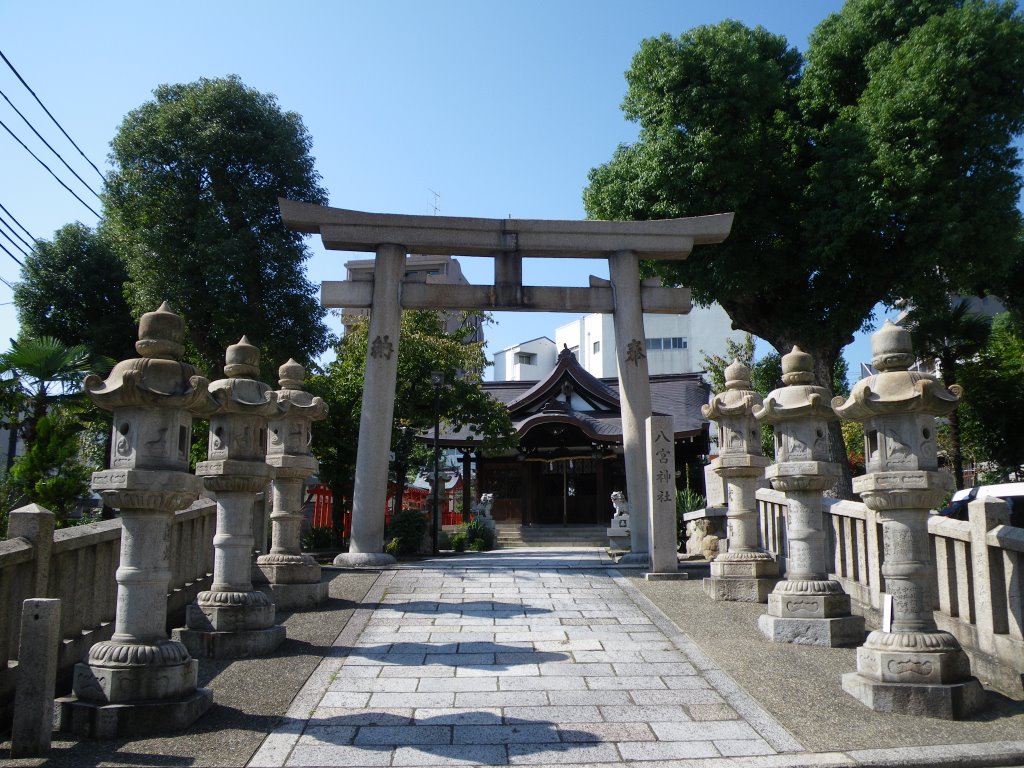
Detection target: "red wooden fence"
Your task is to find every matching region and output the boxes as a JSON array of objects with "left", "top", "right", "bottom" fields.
[{"left": 307, "top": 482, "right": 463, "bottom": 536}]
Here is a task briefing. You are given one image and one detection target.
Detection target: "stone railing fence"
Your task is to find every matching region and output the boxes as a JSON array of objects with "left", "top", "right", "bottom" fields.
[
  {"left": 0, "top": 498, "right": 218, "bottom": 725},
  {"left": 746, "top": 487, "right": 1024, "bottom": 699}
]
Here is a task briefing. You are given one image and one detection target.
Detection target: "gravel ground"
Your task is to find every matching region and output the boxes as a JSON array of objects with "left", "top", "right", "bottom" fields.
[
  {"left": 1, "top": 568, "right": 379, "bottom": 768},
  {"left": 630, "top": 567, "right": 1024, "bottom": 753}
]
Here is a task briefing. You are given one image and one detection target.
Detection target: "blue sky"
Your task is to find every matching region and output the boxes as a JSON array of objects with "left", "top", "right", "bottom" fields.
[{"left": 0, "top": 0, "right": 906, "bottom": 379}]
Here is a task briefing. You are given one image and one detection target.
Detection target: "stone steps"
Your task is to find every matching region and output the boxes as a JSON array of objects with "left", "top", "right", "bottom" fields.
[{"left": 495, "top": 525, "right": 608, "bottom": 549}]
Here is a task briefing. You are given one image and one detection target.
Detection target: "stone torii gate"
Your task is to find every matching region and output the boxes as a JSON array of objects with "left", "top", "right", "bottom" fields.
[{"left": 279, "top": 199, "right": 734, "bottom": 566}]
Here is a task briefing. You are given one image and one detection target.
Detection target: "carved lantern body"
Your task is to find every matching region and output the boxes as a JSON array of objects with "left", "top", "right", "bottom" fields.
[
  {"left": 702, "top": 360, "right": 777, "bottom": 603},
  {"left": 59, "top": 302, "right": 213, "bottom": 737},
  {"left": 833, "top": 321, "right": 984, "bottom": 718},
  {"left": 255, "top": 359, "right": 329, "bottom": 610},
  {"left": 174, "top": 337, "right": 287, "bottom": 659},
  {"left": 754, "top": 347, "right": 864, "bottom": 646}
]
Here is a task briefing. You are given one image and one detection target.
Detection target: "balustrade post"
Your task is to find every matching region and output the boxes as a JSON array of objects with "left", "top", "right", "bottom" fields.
[{"left": 834, "top": 321, "right": 984, "bottom": 719}]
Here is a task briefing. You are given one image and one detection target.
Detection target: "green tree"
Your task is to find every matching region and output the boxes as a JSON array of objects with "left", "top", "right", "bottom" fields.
[
  {"left": 586, "top": 1, "right": 1024, "bottom": 495},
  {"left": 308, "top": 311, "right": 516, "bottom": 543},
  {"left": 0, "top": 336, "right": 102, "bottom": 450},
  {"left": 905, "top": 299, "right": 993, "bottom": 489},
  {"left": 13, "top": 223, "right": 137, "bottom": 362},
  {"left": 8, "top": 412, "right": 93, "bottom": 523},
  {"left": 105, "top": 75, "right": 331, "bottom": 379},
  {"left": 957, "top": 313, "right": 1024, "bottom": 481}
]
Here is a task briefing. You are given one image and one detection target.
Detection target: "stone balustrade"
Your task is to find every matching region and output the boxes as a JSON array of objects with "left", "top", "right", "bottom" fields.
[
  {"left": 0, "top": 499, "right": 216, "bottom": 726},
  {"left": 688, "top": 489, "right": 1024, "bottom": 700}
]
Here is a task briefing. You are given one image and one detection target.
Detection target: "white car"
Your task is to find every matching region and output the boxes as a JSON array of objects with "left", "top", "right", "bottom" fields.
[{"left": 939, "top": 483, "right": 1024, "bottom": 527}]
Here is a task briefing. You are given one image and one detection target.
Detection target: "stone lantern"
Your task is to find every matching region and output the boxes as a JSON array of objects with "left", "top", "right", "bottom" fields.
[
  {"left": 174, "top": 337, "right": 287, "bottom": 658},
  {"left": 702, "top": 359, "right": 778, "bottom": 602},
  {"left": 833, "top": 321, "right": 984, "bottom": 718},
  {"left": 59, "top": 302, "right": 212, "bottom": 737},
  {"left": 754, "top": 347, "right": 864, "bottom": 646},
  {"left": 254, "top": 359, "right": 329, "bottom": 609}
]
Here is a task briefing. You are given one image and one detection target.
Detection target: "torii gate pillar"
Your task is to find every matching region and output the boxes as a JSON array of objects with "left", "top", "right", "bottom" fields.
[{"left": 279, "top": 200, "right": 734, "bottom": 565}]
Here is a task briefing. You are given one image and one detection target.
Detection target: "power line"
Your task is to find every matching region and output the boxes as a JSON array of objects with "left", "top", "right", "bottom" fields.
[
  {"left": 0, "top": 85, "right": 101, "bottom": 199},
  {"left": 0, "top": 211, "right": 34, "bottom": 253},
  {"left": 0, "top": 117, "right": 100, "bottom": 217},
  {"left": 0, "top": 48, "right": 105, "bottom": 182},
  {"left": 0, "top": 227, "right": 29, "bottom": 260},
  {"left": 0, "top": 274, "right": 14, "bottom": 290},
  {"left": 0, "top": 202, "right": 36, "bottom": 243},
  {"left": 0, "top": 239, "right": 23, "bottom": 267}
]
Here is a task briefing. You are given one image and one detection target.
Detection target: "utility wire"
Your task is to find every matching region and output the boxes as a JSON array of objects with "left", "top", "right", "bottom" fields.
[
  {"left": 0, "top": 227, "right": 29, "bottom": 260},
  {"left": 0, "top": 117, "right": 100, "bottom": 217},
  {"left": 0, "top": 274, "right": 14, "bottom": 290},
  {"left": 0, "top": 212, "right": 34, "bottom": 252},
  {"left": 0, "top": 240, "right": 23, "bottom": 267},
  {"left": 0, "top": 86, "right": 101, "bottom": 199},
  {"left": 0, "top": 201, "right": 36, "bottom": 242},
  {"left": 0, "top": 48, "right": 105, "bottom": 182}
]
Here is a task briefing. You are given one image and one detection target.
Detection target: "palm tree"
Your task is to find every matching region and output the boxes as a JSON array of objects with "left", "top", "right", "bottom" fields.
[
  {"left": 0, "top": 336, "right": 100, "bottom": 451},
  {"left": 905, "top": 299, "right": 993, "bottom": 490}
]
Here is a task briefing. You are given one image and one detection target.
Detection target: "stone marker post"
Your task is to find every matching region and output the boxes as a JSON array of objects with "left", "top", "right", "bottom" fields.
[
  {"left": 175, "top": 337, "right": 287, "bottom": 659},
  {"left": 254, "top": 359, "right": 329, "bottom": 610},
  {"left": 754, "top": 347, "right": 864, "bottom": 645},
  {"left": 702, "top": 359, "right": 778, "bottom": 602},
  {"left": 58, "top": 302, "right": 212, "bottom": 738},
  {"left": 834, "top": 321, "right": 984, "bottom": 718},
  {"left": 645, "top": 415, "right": 685, "bottom": 579},
  {"left": 11, "top": 599, "right": 60, "bottom": 757}
]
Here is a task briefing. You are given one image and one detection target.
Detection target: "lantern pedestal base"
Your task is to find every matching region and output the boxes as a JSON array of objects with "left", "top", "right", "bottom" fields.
[
  {"left": 172, "top": 624, "right": 285, "bottom": 659},
  {"left": 257, "top": 580, "right": 329, "bottom": 611},
  {"left": 704, "top": 555, "right": 778, "bottom": 602},
  {"left": 842, "top": 672, "right": 985, "bottom": 719},
  {"left": 333, "top": 552, "right": 396, "bottom": 568},
  {"left": 758, "top": 614, "right": 865, "bottom": 647},
  {"left": 56, "top": 687, "right": 212, "bottom": 739}
]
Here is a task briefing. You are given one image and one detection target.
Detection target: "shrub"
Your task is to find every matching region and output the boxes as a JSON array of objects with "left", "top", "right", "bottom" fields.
[
  {"left": 453, "top": 518, "right": 495, "bottom": 552},
  {"left": 384, "top": 509, "right": 428, "bottom": 556}
]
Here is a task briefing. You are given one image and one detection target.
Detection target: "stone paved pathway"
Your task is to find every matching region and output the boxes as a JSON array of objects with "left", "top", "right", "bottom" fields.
[{"left": 250, "top": 548, "right": 804, "bottom": 767}]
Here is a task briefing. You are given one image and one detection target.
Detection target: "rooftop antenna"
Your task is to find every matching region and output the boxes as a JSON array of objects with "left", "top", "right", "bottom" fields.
[{"left": 428, "top": 188, "right": 440, "bottom": 215}]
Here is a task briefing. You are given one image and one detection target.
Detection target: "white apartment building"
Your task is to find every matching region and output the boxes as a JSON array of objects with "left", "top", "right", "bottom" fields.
[{"left": 493, "top": 303, "right": 742, "bottom": 382}]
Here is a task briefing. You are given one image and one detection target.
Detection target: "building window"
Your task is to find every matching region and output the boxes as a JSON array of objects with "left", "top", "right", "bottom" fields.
[
  {"left": 593, "top": 341, "right": 600, "bottom": 353},
  {"left": 517, "top": 352, "right": 537, "bottom": 365},
  {"left": 645, "top": 338, "right": 662, "bottom": 350},
  {"left": 671, "top": 337, "right": 687, "bottom": 349}
]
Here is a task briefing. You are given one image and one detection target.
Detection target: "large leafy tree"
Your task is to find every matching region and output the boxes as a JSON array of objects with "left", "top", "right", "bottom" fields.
[
  {"left": 585, "top": 1, "right": 1024, "bottom": 495},
  {"left": 14, "top": 223, "right": 137, "bottom": 362},
  {"left": 904, "top": 299, "right": 992, "bottom": 489},
  {"left": 957, "top": 313, "right": 1024, "bottom": 482},
  {"left": 105, "top": 75, "right": 331, "bottom": 379},
  {"left": 309, "top": 311, "right": 516, "bottom": 540}
]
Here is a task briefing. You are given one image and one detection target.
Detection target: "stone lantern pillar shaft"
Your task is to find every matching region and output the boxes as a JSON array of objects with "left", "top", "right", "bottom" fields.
[
  {"left": 702, "top": 359, "right": 777, "bottom": 602},
  {"left": 57, "top": 302, "right": 213, "bottom": 738},
  {"left": 337, "top": 243, "right": 406, "bottom": 567},
  {"left": 268, "top": 477, "right": 303, "bottom": 554},
  {"left": 609, "top": 249, "right": 652, "bottom": 565},
  {"left": 754, "top": 346, "right": 863, "bottom": 646},
  {"left": 834, "top": 321, "right": 984, "bottom": 719},
  {"left": 173, "top": 336, "right": 286, "bottom": 659}
]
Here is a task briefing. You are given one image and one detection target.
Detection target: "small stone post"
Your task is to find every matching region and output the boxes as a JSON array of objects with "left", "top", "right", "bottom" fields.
[
  {"left": 646, "top": 415, "right": 684, "bottom": 578},
  {"left": 174, "top": 337, "right": 286, "bottom": 659},
  {"left": 254, "top": 359, "right": 329, "bottom": 610},
  {"left": 702, "top": 359, "right": 778, "bottom": 602},
  {"left": 834, "top": 321, "right": 984, "bottom": 718},
  {"left": 754, "top": 347, "right": 864, "bottom": 645},
  {"left": 58, "top": 302, "right": 212, "bottom": 738},
  {"left": 11, "top": 599, "right": 60, "bottom": 757}
]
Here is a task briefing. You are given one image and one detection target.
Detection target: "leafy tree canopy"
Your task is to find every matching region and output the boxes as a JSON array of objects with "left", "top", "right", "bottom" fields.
[
  {"left": 14, "top": 222, "right": 136, "bottom": 362},
  {"left": 585, "top": 0, "right": 1024, "bottom": 390},
  {"left": 105, "top": 75, "right": 332, "bottom": 379}
]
